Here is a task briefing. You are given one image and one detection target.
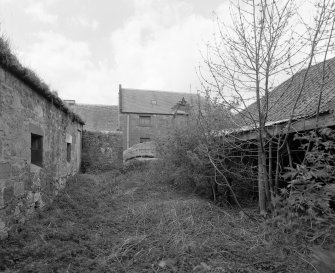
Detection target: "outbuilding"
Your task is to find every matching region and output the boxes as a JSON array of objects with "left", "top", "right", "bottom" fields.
[{"left": 0, "top": 38, "right": 84, "bottom": 238}]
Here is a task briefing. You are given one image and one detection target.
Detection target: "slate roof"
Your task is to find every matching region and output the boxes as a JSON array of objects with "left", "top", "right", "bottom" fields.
[
  {"left": 119, "top": 86, "right": 201, "bottom": 115},
  {"left": 68, "top": 103, "right": 119, "bottom": 132},
  {"left": 243, "top": 57, "right": 335, "bottom": 125}
]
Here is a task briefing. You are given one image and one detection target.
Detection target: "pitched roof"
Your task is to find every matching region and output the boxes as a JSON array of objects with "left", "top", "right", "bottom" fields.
[
  {"left": 243, "top": 57, "right": 335, "bottom": 125},
  {"left": 119, "top": 86, "right": 201, "bottom": 115},
  {"left": 67, "top": 103, "right": 119, "bottom": 132}
]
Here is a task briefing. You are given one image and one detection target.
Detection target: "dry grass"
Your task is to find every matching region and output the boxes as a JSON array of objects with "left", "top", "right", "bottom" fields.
[{"left": 0, "top": 167, "right": 315, "bottom": 272}]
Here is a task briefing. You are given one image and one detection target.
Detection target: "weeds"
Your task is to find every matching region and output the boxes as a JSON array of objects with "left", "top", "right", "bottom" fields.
[
  {"left": 267, "top": 129, "right": 335, "bottom": 272},
  {"left": 0, "top": 167, "right": 316, "bottom": 272}
]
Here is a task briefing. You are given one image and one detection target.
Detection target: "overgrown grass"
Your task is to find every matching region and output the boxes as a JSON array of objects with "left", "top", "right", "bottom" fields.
[{"left": 0, "top": 166, "right": 315, "bottom": 272}]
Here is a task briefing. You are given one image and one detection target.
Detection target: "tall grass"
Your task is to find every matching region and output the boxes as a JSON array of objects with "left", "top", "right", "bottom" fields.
[{"left": 0, "top": 168, "right": 316, "bottom": 272}]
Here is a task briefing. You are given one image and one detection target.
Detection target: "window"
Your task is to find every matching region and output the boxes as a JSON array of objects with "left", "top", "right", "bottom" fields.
[
  {"left": 140, "top": 137, "right": 151, "bottom": 143},
  {"left": 31, "top": 134, "right": 43, "bottom": 167},
  {"left": 139, "top": 115, "right": 151, "bottom": 126},
  {"left": 151, "top": 100, "right": 157, "bottom": 105},
  {"left": 67, "top": 143, "right": 71, "bottom": 162}
]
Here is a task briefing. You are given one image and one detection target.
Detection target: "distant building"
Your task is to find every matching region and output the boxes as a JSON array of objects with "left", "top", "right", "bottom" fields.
[
  {"left": 65, "top": 101, "right": 119, "bottom": 132},
  {"left": 64, "top": 101, "right": 123, "bottom": 171},
  {"left": 119, "top": 85, "right": 200, "bottom": 150}
]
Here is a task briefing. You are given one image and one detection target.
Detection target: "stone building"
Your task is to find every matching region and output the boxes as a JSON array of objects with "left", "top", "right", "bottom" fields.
[
  {"left": 64, "top": 101, "right": 119, "bottom": 132},
  {"left": 0, "top": 40, "right": 84, "bottom": 238},
  {"left": 64, "top": 101, "right": 123, "bottom": 172},
  {"left": 119, "top": 85, "right": 200, "bottom": 150}
]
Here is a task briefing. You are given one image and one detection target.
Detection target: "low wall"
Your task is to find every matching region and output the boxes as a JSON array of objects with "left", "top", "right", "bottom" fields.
[
  {"left": 123, "top": 141, "right": 157, "bottom": 162},
  {"left": 81, "top": 131, "right": 123, "bottom": 172}
]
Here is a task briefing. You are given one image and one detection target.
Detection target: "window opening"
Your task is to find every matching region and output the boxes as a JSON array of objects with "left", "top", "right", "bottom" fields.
[
  {"left": 31, "top": 134, "right": 43, "bottom": 167},
  {"left": 140, "top": 137, "right": 151, "bottom": 143},
  {"left": 67, "top": 143, "right": 71, "bottom": 162},
  {"left": 139, "top": 115, "right": 151, "bottom": 126}
]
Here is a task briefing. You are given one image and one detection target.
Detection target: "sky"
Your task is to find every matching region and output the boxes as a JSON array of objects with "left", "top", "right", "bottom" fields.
[{"left": 0, "top": 0, "right": 229, "bottom": 105}]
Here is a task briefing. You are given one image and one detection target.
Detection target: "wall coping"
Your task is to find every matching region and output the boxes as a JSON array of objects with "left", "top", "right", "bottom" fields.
[{"left": 0, "top": 37, "right": 84, "bottom": 125}]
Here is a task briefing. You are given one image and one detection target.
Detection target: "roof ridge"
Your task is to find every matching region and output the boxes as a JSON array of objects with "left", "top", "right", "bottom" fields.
[
  {"left": 121, "top": 87, "right": 198, "bottom": 96},
  {"left": 71, "top": 103, "right": 118, "bottom": 107}
]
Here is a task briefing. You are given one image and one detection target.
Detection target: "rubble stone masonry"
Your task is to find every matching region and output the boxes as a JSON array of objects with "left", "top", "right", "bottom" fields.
[
  {"left": 81, "top": 131, "right": 123, "bottom": 172},
  {"left": 0, "top": 66, "right": 83, "bottom": 239}
]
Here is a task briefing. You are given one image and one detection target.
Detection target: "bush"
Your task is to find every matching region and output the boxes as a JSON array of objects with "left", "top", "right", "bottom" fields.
[
  {"left": 155, "top": 117, "right": 210, "bottom": 195},
  {"left": 268, "top": 128, "right": 335, "bottom": 270},
  {"left": 153, "top": 106, "right": 257, "bottom": 205}
]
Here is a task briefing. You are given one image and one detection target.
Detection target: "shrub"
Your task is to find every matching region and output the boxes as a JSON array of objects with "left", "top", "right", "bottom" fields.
[
  {"left": 268, "top": 128, "right": 335, "bottom": 270},
  {"left": 155, "top": 116, "right": 211, "bottom": 195},
  {"left": 153, "top": 105, "right": 257, "bottom": 205}
]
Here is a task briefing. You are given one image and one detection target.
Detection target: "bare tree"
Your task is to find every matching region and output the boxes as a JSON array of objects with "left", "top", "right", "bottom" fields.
[{"left": 199, "top": 0, "right": 335, "bottom": 214}]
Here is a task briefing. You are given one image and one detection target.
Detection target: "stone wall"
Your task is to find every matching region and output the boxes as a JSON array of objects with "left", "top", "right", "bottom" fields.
[
  {"left": 0, "top": 66, "right": 83, "bottom": 239},
  {"left": 119, "top": 113, "right": 188, "bottom": 150},
  {"left": 81, "top": 131, "right": 123, "bottom": 172},
  {"left": 123, "top": 141, "right": 157, "bottom": 162}
]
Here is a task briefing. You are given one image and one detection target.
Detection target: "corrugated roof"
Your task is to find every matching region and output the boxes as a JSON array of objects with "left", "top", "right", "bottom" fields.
[
  {"left": 68, "top": 104, "right": 119, "bottom": 132},
  {"left": 243, "top": 57, "right": 335, "bottom": 125},
  {"left": 119, "top": 87, "right": 201, "bottom": 114}
]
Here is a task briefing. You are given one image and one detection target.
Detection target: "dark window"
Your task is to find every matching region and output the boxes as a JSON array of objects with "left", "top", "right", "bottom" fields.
[
  {"left": 67, "top": 143, "right": 71, "bottom": 162},
  {"left": 140, "top": 137, "right": 151, "bottom": 143},
  {"left": 31, "top": 134, "right": 43, "bottom": 167},
  {"left": 139, "top": 115, "right": 151, "bottom": 126}
]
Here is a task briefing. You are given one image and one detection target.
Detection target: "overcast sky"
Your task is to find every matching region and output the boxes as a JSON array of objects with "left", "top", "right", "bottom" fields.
[
  {"left": 0, "top": 0, "right": 319, "bottom": 106},
  {"left": 0, "top": 0, "right": 231, "bottom": 105}
]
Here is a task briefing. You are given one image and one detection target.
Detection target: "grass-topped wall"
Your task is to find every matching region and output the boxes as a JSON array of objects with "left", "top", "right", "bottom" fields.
[{"left": 0, "top": 36, "right": 84, "bottom": 125}]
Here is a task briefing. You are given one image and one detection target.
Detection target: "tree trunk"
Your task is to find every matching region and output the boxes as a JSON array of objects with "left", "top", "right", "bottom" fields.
[
  {"left": 258, "top": 143, "right": 267, "bottom": 214},
  {"left": 268, "top": 140, "right": 274, "bottom": 196}
]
